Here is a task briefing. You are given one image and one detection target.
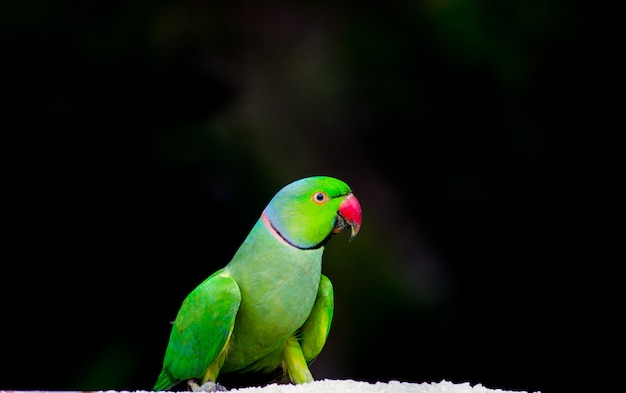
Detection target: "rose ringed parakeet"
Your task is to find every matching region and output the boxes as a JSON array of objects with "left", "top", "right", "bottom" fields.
[{"left": 154, "top": 176, "right": 362, "bottom": 391}]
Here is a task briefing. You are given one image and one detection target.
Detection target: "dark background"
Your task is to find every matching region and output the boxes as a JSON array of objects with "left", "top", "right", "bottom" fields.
[{"left": 1, "top": 2, "right": 615, "bottom": 393}]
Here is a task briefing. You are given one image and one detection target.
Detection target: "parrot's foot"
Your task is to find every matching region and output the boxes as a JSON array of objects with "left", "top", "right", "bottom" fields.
[{"left": 188, "top": 379, "right": 228, "bottom": 392}]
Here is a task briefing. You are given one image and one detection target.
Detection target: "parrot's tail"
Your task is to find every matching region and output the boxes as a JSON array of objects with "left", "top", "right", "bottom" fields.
[{"left": 154, "top": 369, "right": 178, "bottom": 391}]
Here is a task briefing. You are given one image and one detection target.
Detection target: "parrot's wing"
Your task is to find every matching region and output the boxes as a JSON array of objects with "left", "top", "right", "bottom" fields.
[
  {"left": 298, "top": 274, "right": 334, "bottom": 362},
  {"left": 158, "top": 270, "right": 241, "bottom": 388}
]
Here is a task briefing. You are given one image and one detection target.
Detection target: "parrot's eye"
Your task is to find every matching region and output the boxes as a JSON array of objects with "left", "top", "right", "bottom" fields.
[{"left": 312, "top": 191, "right": 328, "bottom": 204}]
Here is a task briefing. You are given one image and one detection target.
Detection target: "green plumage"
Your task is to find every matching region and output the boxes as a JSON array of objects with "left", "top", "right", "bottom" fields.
[{"left": 154, "top": 176, "right": 362, "bottom": 391}]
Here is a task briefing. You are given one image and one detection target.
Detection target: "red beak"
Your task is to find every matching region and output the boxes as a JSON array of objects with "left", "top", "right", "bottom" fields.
[{"left": 337, "top": 193, "right": 362, "bottom": 241}]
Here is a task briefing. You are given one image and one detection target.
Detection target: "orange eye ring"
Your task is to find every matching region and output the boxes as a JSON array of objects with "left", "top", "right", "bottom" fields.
[{"left": 312, "top": 191, "right": 328, "bottom": 204}]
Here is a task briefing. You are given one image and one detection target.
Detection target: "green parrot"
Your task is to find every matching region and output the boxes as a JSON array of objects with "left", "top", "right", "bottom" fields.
[{"left": 154, "top": 176, "right": 362, "bottom": 391}]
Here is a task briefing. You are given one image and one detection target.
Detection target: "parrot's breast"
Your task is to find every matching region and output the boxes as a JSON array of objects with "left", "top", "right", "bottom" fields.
[{"left": 220, "top": 220, "right": 324, "bottom": 372}]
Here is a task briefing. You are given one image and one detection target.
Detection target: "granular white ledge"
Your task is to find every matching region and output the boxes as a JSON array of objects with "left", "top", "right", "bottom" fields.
[{"left": 3, "top": 379, "right": 538, "bottom": 393}]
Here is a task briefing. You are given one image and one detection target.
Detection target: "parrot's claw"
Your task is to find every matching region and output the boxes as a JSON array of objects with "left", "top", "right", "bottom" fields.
[{"left": 188, "top": 380, "right": 228, "bottom": 392}]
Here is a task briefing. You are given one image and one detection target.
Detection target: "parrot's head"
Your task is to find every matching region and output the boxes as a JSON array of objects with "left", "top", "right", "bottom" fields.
[{"left": 262, "top": 176, "right": 362, "bottom": 249}]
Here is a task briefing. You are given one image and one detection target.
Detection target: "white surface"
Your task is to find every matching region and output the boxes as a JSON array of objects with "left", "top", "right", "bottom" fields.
[
  {"left": 226, "top": 379, "right": 538, "bottom": 393},
  {"left": 0, "top": 380, "right": 539, "bottom": 393}
]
